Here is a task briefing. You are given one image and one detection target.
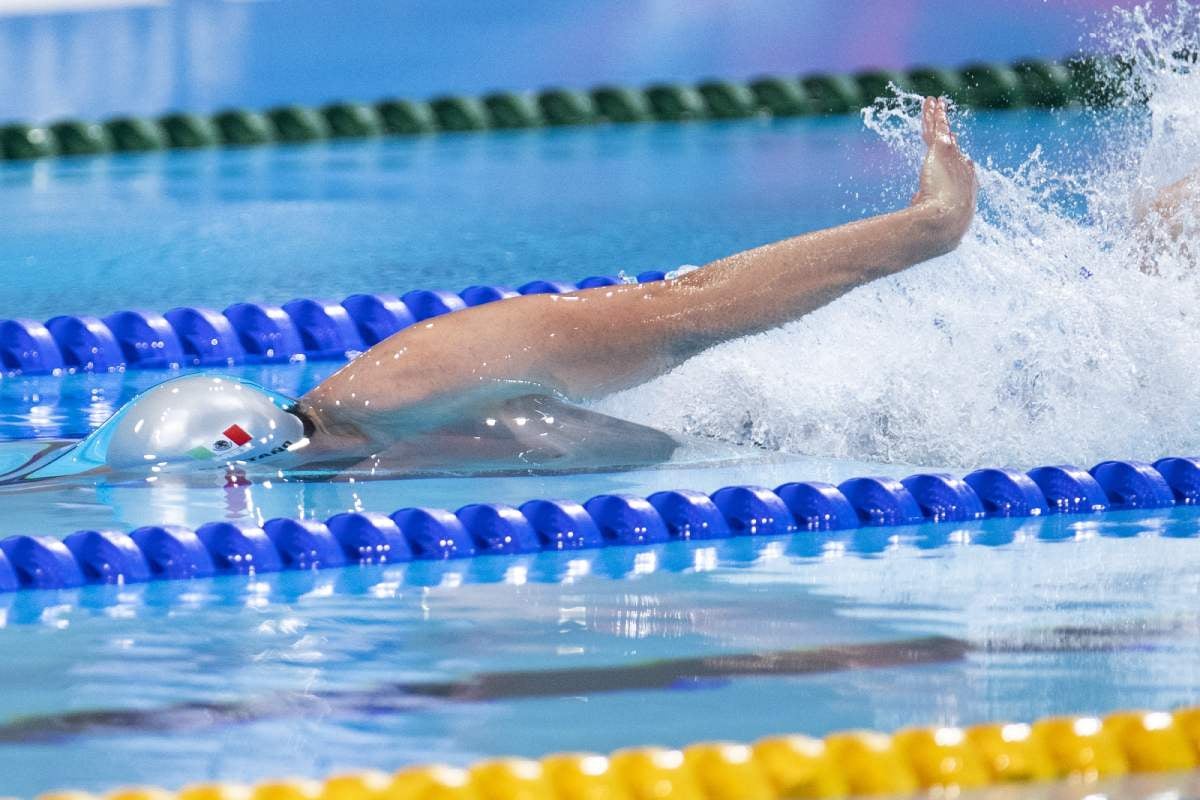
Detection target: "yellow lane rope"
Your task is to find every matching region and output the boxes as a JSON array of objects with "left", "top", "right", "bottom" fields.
[{"left": 34, "top": 705, "right": 1200, "bottom": 799}]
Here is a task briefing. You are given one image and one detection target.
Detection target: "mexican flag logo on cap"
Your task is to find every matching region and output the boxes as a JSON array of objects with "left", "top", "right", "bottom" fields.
[
  {"left": 187, "top": 424, "right": 254, "bottom": 461},
  {"left": 223, "top": 424, "right": 253, "bottom": 446}
]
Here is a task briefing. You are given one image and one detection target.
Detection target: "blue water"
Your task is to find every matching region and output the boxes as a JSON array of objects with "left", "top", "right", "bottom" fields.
[
  {"left": 0, "top": 110, "right": 1096, "bottom": 321},
  {"left": 3, "top": 511, "right": 1200, "bottom": 796},
  {"left": 0, "top": 118, "right": 871, "bottom": 320},
  {"left": 1, "top": 109, "right": 1193, "bottom": 798}
]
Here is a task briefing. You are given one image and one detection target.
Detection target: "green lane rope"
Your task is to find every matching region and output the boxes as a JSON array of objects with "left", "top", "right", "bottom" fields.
[{"left": 0, "top": 55, "right": 1131, "bottom": 162}]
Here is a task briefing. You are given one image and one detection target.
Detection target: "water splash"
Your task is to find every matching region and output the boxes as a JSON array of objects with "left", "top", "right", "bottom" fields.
[{"left": 596, "top": 2, "right": 1200, "bottom": 469}]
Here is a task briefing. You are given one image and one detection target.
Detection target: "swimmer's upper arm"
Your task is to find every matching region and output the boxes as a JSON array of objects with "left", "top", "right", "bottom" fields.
[
  {"left": 300, "top": 294, "right": 572, "bottom": 439},
  {"left": 299, "top": 284, "right": 695, "bottom": 438}
]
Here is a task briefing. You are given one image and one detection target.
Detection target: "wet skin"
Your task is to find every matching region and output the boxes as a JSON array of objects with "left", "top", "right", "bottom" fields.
[{"left": 295, "top": 98, "right": 978, "bottom": 472}]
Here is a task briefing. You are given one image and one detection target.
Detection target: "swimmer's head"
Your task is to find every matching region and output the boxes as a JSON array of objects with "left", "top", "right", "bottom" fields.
[{"left": 67, "top": 375, "right": 308, "bottom": 474}]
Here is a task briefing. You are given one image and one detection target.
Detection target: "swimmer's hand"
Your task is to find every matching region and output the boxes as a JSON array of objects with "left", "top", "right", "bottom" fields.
[{"left": 911, "top": 97, "right": 977, "bottom": 252}]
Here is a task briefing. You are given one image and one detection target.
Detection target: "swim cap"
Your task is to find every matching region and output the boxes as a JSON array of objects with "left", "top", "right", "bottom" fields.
[{"left": 30, "top": 375, "right": 307, "bottom": 479}]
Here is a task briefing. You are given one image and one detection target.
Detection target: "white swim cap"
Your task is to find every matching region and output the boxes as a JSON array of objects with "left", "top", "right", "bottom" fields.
[{"left": 64, "top": 375, "right": 307, "bottom": 474}]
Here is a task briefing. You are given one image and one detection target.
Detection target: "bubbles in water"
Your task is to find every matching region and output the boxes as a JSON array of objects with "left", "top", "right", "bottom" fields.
[{"left": 596, "top": 2, "right": 1200, "bottom": 469}]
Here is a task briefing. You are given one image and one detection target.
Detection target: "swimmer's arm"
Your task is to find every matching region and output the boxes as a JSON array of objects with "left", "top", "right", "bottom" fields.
[
  {"left": 1136, "top": 171, "right": 1200, "bottom": 227},
  {"left": 1133, "top": 170, "right": 1200, "bottom": 273},
  {"left": 1136, "top": 171, "right": 1200, "bottom": 253},
  {"left": 300, "top": 98, "right": 974, "bottom": 442}
]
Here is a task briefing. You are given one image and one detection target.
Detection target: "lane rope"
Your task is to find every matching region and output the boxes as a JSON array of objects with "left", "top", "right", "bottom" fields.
[
  {"left": 0, "top": 455, "right": 1195, "bottom": 595},
  {"left": 0, "top": 273, "right": 656, "bottom": 378},
  {"left": 36, "top": 705, "right": 1200, "bottom": 799},
  {"left": 1, "top": 56, "right": 1130, "bottom": 164}
]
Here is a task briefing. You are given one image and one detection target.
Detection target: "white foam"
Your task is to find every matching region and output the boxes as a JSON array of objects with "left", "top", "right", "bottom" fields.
[{"left": 595, "top": 2, "right": 1200, "bottom": 470}]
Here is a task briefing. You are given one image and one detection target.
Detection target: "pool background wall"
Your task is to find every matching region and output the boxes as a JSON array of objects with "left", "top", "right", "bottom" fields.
[{"left": 0, "top": 0, "right": 1142, "bottom": 123}]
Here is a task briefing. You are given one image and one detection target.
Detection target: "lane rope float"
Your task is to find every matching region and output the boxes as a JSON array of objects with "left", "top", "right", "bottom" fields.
[
  {"left": 36, "top": 705, "right": 1200, "bottom": 799},
  {"left": 0, "top": 55, "right": 1132, "bottom": 163},
  {"left": 0, "top": 273, "right": 663, "bottom": 378},
  {"left": 0, "top": 455, "right": 1195, "bottom": 596}
]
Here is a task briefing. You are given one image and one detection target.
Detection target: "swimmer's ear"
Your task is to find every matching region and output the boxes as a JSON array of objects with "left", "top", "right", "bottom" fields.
[{"left": 287, "top": 404, "right": 317, "bottom": 438}]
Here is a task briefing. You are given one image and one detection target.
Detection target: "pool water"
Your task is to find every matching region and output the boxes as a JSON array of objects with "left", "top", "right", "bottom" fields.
[
  {"left": 3, "top": 508, "right": 1200, "bottom": 796},
  {"left": 4, "top": 78, "right": 1200, "bottom": 795},
  {"left": 0, "top": 110, "right": 1092, "bottom": 322}
]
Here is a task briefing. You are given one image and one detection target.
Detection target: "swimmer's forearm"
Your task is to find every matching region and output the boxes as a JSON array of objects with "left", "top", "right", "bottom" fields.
[
  {"left": 676, "top": 200, "right": 961, "bottom": 339},
  {"left": 498, "top": 200, "right": 964, "bottom": 398},
  {"left": 1136, "top": 172, "right": 1200, "bottom": 243},
  {"left": 1134, "top": 172, "right": 1200, "bottom": 273},
  {"left": 1138, "top": 173, "right": 1200, "bottom": 223}
]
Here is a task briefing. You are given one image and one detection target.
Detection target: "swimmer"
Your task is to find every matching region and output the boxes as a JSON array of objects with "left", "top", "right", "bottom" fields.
[{"left": 6, "top": 97, "right": 977, "bottom": 483}]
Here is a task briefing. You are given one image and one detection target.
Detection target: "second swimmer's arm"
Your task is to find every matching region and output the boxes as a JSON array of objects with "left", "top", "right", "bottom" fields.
[
  {"left": 1135, "top": 169, "right": 1200, "bottom": 273},
  {"left": 300, "top": 98, "right": 975, "bottom": 444},
  {"left": 1135, "top": 163, "right": 1200, "bottom": 234}
]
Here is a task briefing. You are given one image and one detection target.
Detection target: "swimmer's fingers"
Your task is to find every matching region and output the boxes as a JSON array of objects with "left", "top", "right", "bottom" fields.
[
  {"left": 941, "top": 100, "right": 972, "bottom": 171},
  {"left": 942, "top": 98, "right": 963, "bottom": 149},
  {"left": 921, "top": 97, "right": 958, "bottom": 149},
  {"left": 933, "top": 98, "right": 955, "bottom": 146},
  {"left": 920, "top": 96, "right": 936, "bottom": 145}
]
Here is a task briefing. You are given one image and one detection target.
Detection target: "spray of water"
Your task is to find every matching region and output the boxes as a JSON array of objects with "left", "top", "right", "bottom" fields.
[{"left": 595, "top": 2, "right": 1200, "bottom": 469}]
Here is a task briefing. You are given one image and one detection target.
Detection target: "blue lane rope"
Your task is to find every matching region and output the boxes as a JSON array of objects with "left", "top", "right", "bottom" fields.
[
  {"left": 0, "top": 274, "right": 659, "bottom": 377},
  {"left": 0, "top": 456, "right": 1194, "bottom": 595}
]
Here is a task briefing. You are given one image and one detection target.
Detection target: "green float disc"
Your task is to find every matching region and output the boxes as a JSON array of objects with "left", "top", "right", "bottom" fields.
[
  {"left": 482, "top": 92, "right": 542, "bottom": 128},
  {"left": 48, "top": 120, "right": 110, "bottom": 156},
  {"left": 537, "top": 89, "right": 595, "bottom": 125},
  {"left": 854, "top": 69, "right": 910, "bottom": 104},
  {"left": 905, "top": 67, "right": 963, "bottom": 100},
  {"left": 266, "top": 105, "right": 329, "bottom": 142},
  {"left": 212, "top": 109, "right": 273, "bottom": 146},
  {"left": 375, "top": 99, "right": 435, "bottom": 135},
  {"left": 696, "top": 80, "right": 758, "bottom": 118},
  {"left": 0, "top": 124, "right": 54, "bottom": 159},
  {"left": 800, "top": 73, "right": 863, "bottom": 114},
  {"left": 322, "top": 102, "right": 383, "bottom": 138},
  {"left": 1012, "top": 59, "right": 1073, "bottom": 107},
  {"left": 158, "top": 113, "right": 218, "bottom": 148},
  {"left": 747, "top": 77, "right": 811, "bottom": 116},
  {"left": 644, "top": 84, "right": 706, "bottom": 121},
  {"left": 104, "top": 117, "right": 165, "bottom": 151},
  {"left": 429, "top": 96, "right": 489, "bottom": 131},
  {"left": 1065, "top": 55, "right": 1128, "bottom": 108},
  {"left": 590, "top": 86, "right": 651, "bottom": 123},
  {"left": 958, "top": 62, "right": 1024, "bottom": 109}
]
